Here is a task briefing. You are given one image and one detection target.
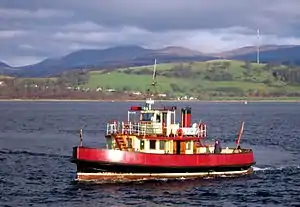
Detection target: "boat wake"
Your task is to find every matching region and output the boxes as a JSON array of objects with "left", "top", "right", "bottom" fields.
[
  {"left": 253, "top": 165, "right": 300, "bottom": 172},
  {"left": 0, "top": 149, "right": 70, "bottom": 159},
  {"left": 253, "top": 166, "right": 274, "bottom": 171}
]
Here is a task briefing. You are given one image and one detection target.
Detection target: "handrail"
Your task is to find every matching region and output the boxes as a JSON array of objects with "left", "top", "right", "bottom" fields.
[
  {"left": 106, "top": 121, "right": 206, "bottom": 137},
  {"left": 106, "top": 121, "right": 163, "bottom": 136}
]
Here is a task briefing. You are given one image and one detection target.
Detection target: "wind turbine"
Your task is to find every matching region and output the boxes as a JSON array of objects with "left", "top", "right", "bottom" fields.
[
  {"left": 256, "top": 29, "right": 260, "bottom": 64},
  {"left": 152, "top": 59, "right": 157, "bottom": 86}
]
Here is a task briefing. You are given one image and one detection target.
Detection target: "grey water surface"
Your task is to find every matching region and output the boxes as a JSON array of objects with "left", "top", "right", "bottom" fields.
[{"left": 0, "top": 101, "right": 299, "bottom": 207}]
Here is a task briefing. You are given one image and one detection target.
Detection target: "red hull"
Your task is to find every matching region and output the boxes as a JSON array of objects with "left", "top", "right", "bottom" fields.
[{"left": 73, "top": 146, "right": 255, "bottom": 168}]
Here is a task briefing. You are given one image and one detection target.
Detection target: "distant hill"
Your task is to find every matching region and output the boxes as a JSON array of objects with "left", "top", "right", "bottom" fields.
[
  {"left": 213, "top": 45, "right": 295, "bottom": 58},
  {"left": 155, "top": 46, "right": 203, "bottom": 56},
  {"left": 0, "top": 61, "right": 12, "bottom": 71},
  {"left": 14, "top": 45, "right": 216, "bottom": 77},
  {"left": 1, "top": 44, "right": 300, "bottom": 77},
  {"left": 0, "top": 61, "right": 15, "bottom": 75},
  {"left": 0, "top": 61, "right": 11, "bottom": 68},
  {"left": 229, "top": 45, "right": 300, "bottom": 64}
]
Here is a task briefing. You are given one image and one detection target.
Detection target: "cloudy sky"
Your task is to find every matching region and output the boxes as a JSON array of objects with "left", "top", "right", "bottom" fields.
[{"left": 1, "top": 0, "right": 300, "bottom": 66}]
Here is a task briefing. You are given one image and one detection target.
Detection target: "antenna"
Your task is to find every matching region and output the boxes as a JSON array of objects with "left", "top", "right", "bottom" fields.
[
  {"left": 256, "top": 29, "right": 260, "bottom": 64},
  {"left": 146, "top": 59, "right": 158, "bottom": 99}
]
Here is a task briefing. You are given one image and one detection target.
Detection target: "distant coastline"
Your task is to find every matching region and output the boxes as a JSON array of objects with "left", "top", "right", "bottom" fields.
[{"left": 0, "top": 98, "right": 299, "bottom": 103}]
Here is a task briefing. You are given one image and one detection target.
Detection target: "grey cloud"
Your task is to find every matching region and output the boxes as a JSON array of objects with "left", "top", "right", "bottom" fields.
[
  {"left": 0, "top": 8, "right": 73, "bottom": 19},
  {"left": 1, "top": 0, "right": 299, "bottom": 32},
  {"left": 0, "top": 0, "right": 300, "bottom": 66},
  {"left": 0, "top": 30, "right": 29, "bottom": 39}
]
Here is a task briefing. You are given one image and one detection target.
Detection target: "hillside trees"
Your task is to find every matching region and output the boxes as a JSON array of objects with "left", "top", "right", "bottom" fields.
[{"left": 57, "top": 69, "right": 90, "bottom": 86}]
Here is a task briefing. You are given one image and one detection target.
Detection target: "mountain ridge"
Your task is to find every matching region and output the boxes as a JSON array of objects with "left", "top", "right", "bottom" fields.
[
  {"left": 1, "top": 44, "right": 300, "bottom": 77},
  {"left": 0, "top": 61, "right": 11, "bottom": 68},
  {"left": 212, "top": 44, "right": 296, "bottom": 58}
]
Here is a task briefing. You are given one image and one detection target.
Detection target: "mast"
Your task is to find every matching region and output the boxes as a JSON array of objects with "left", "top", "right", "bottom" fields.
[
  {"left": 145, "top": 59, "right": 157, "bottom": 108},
  {"left": 146, "top": 59, "right": 157, "bottom": 97}
]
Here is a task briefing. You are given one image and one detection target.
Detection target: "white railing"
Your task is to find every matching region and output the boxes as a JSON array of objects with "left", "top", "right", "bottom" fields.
[
  {"left": 106, "top": 121, "right": 207, "bottom": 137},
  {"left": 106, "top": 121, "right": 163, "bottom": 136},
  {"left": 106, "top": 121, "right": 121, "bottom": 135}
]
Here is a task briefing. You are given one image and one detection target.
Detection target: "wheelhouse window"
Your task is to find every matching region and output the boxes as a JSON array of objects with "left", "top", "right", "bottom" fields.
[
  {"left": 140, "top": 140, "right": 145, "bottom": 150},
  {"left": 159, "top": 140, "right": 166, "bottom": 150},
  {"left": 156, "top": 114, "right": 161, "bottom": 123},
  {"left": 141, "top": 113, "right": 154, "bottom": 121},
  {"left": 128, "top": 111, "right": 138, "bottom": 123},
  {"left": 171, "top": 112, "right": 175, "bottom": 124},
  {"left": 150, "top": 140, "right": 156, "bottom": 149}
]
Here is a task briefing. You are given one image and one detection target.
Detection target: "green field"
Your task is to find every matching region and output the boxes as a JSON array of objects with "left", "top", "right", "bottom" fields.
[
  {"left": 3, "top": 60, "right": 299, "bottom": 100},
  {"left": 83, "top": 60, "right": 300, "bottom": 98}
]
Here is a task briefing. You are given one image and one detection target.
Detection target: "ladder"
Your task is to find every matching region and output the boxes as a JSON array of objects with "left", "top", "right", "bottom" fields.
[{"left": 114, "top": 135, "right": 127, "bottom": 150}]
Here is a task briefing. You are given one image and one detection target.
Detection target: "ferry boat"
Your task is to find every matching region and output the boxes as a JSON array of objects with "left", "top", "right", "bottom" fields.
[{"left": 71, "top": 61, "right": 255, "bottom": 182}]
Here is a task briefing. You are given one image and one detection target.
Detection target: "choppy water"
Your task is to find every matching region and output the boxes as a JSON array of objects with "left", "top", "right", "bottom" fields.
[{"left": 0, "top": 101, "right": 299, "bottom": 207}]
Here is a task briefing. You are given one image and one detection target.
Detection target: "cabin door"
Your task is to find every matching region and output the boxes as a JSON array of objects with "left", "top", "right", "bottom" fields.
[
  {"left": 176, "top": 141, "right": 180, "bottom": 154},
  {"left": 174, "top": 141, "right": 186, "bottom": 154},
  {"left": 180, "top": 141, "right": 186, "bottom": 154}
]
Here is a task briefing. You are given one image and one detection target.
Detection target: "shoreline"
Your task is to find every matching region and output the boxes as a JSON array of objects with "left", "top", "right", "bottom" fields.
[{"left": 0, "top": 98, "right": 299, "bottom": 103}]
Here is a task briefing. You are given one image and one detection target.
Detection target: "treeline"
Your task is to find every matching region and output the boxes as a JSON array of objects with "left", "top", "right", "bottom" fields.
[
  {"left": 55, "top": 69, "right": 90, "bottom": 86},
  {"left": 2, "top": 61, "right": 300, "bottom": 99},
  {"left": 121, "top": 61, "right": 300, "bottom": 97},
  {"left": 122, "top": 61, "right": 300, "bottom": 84},
  {"left": 0, "top": 82, "right": 144, "bottom": 100},
  {"left": 0, "top": 68, "right": 153, "bottom": 100},
  {"left": 1, "top": 70, "right": 95, "bottom": 99},
  {"left": 272, "top": 69, "right": 300, "bottom": 84}
]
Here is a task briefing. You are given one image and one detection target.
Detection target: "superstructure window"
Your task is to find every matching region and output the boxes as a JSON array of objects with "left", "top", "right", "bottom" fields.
[
  {"left": 141, "top": 113, "right": 154, "bottom": 121},
  {"left": 156, "top": 114, "right": 161, "bottom": 122},
  {"left": 150, "top": 140, "right": 156, "bottom": 149},
  {"left": 159, "top": 140, "right": 166, "bottom": 150}
]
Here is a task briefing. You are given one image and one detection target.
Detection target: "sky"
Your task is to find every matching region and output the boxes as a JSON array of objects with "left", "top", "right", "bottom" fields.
[{"left": 1, "top": 0, "right": 300, "bottom": 66}]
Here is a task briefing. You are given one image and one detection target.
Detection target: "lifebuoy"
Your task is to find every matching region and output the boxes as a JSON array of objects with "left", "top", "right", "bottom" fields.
[{"left": 176, "top": 128, "right": 184, "bottom": 138}]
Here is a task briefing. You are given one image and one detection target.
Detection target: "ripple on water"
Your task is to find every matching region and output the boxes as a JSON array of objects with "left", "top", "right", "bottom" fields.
[{"left": 0, "top": 101, "right": 300, "bottom": 206}]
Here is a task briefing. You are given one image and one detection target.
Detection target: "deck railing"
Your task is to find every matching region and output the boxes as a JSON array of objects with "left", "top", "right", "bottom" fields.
[
  {"left": 106, "top": 121, "right": 163, "bottom": 136},
  {"left": 106, "top": 121, "right": 207, "bottom": 137}
]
